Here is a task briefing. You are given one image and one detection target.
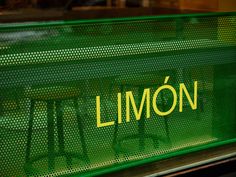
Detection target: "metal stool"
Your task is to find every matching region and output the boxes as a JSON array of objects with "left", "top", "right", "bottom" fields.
[
  {"left": 111, "top": 74, "right": 172, "bottom": 156},
  {"left": 24, "top": 86, "right": 89, "bottom": 174}
]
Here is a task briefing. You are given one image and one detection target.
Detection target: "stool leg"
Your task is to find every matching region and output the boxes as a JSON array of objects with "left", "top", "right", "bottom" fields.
[
  {"left": 73, "top": 98, "right": 89, "bottom": 163},
  {"left": 25, "top": 100, "right": 35, "bottom": 163},
  {"left": 47, "top": 101, "right": 55, "bottom": 172},
  {"left": 138, "top": 116, "right": 145, "bottom": 152},
  {"left": 160, "top": 92, "right": 171, "bottom": 145},
  {"left": 138, "top": 87, "right": 145, "bottom": 152},
  {"left": 0, "top": 97, "right": 3, "bottom": 116},
  {"left": 55, "top": 101, "right": 65, "bottom": 153},
  {"left": 55, "top": 100, "right": 72, "bottom": 168},
  {"left": 112, "top": 85, "right": 124, "bottom": 155},
  {"left": 112, "top": 115, "right": 120, "bottom": 161},
  {"left": 112, "top": 118, "right": 119, "bottom": 150}
]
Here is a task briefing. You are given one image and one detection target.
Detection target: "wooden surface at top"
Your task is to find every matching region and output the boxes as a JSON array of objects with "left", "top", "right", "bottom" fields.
[{"left": 0, "top": 7, "right": 204, "bottom": 23}]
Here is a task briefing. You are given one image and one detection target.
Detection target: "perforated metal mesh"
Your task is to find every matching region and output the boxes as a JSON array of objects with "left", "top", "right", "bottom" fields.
[{"left": 0, "top": 13, "right": 236, "bottom": 176}]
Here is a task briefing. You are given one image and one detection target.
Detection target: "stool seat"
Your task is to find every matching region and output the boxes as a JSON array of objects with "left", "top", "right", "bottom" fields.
[
  {"left": 111, "top": 74, "right": 173, "bottom": 158},
  {"left": 114, "top": 74, "right": 165, "bottom": 87},
  {"left": 25, "top": 86, "right": 80, "bottom": 101}
]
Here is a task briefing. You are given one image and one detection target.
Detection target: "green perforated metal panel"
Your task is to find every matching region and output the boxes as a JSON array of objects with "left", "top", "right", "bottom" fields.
[{"left": 0, "top": 12, "right": 236, "bottom": 177}]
